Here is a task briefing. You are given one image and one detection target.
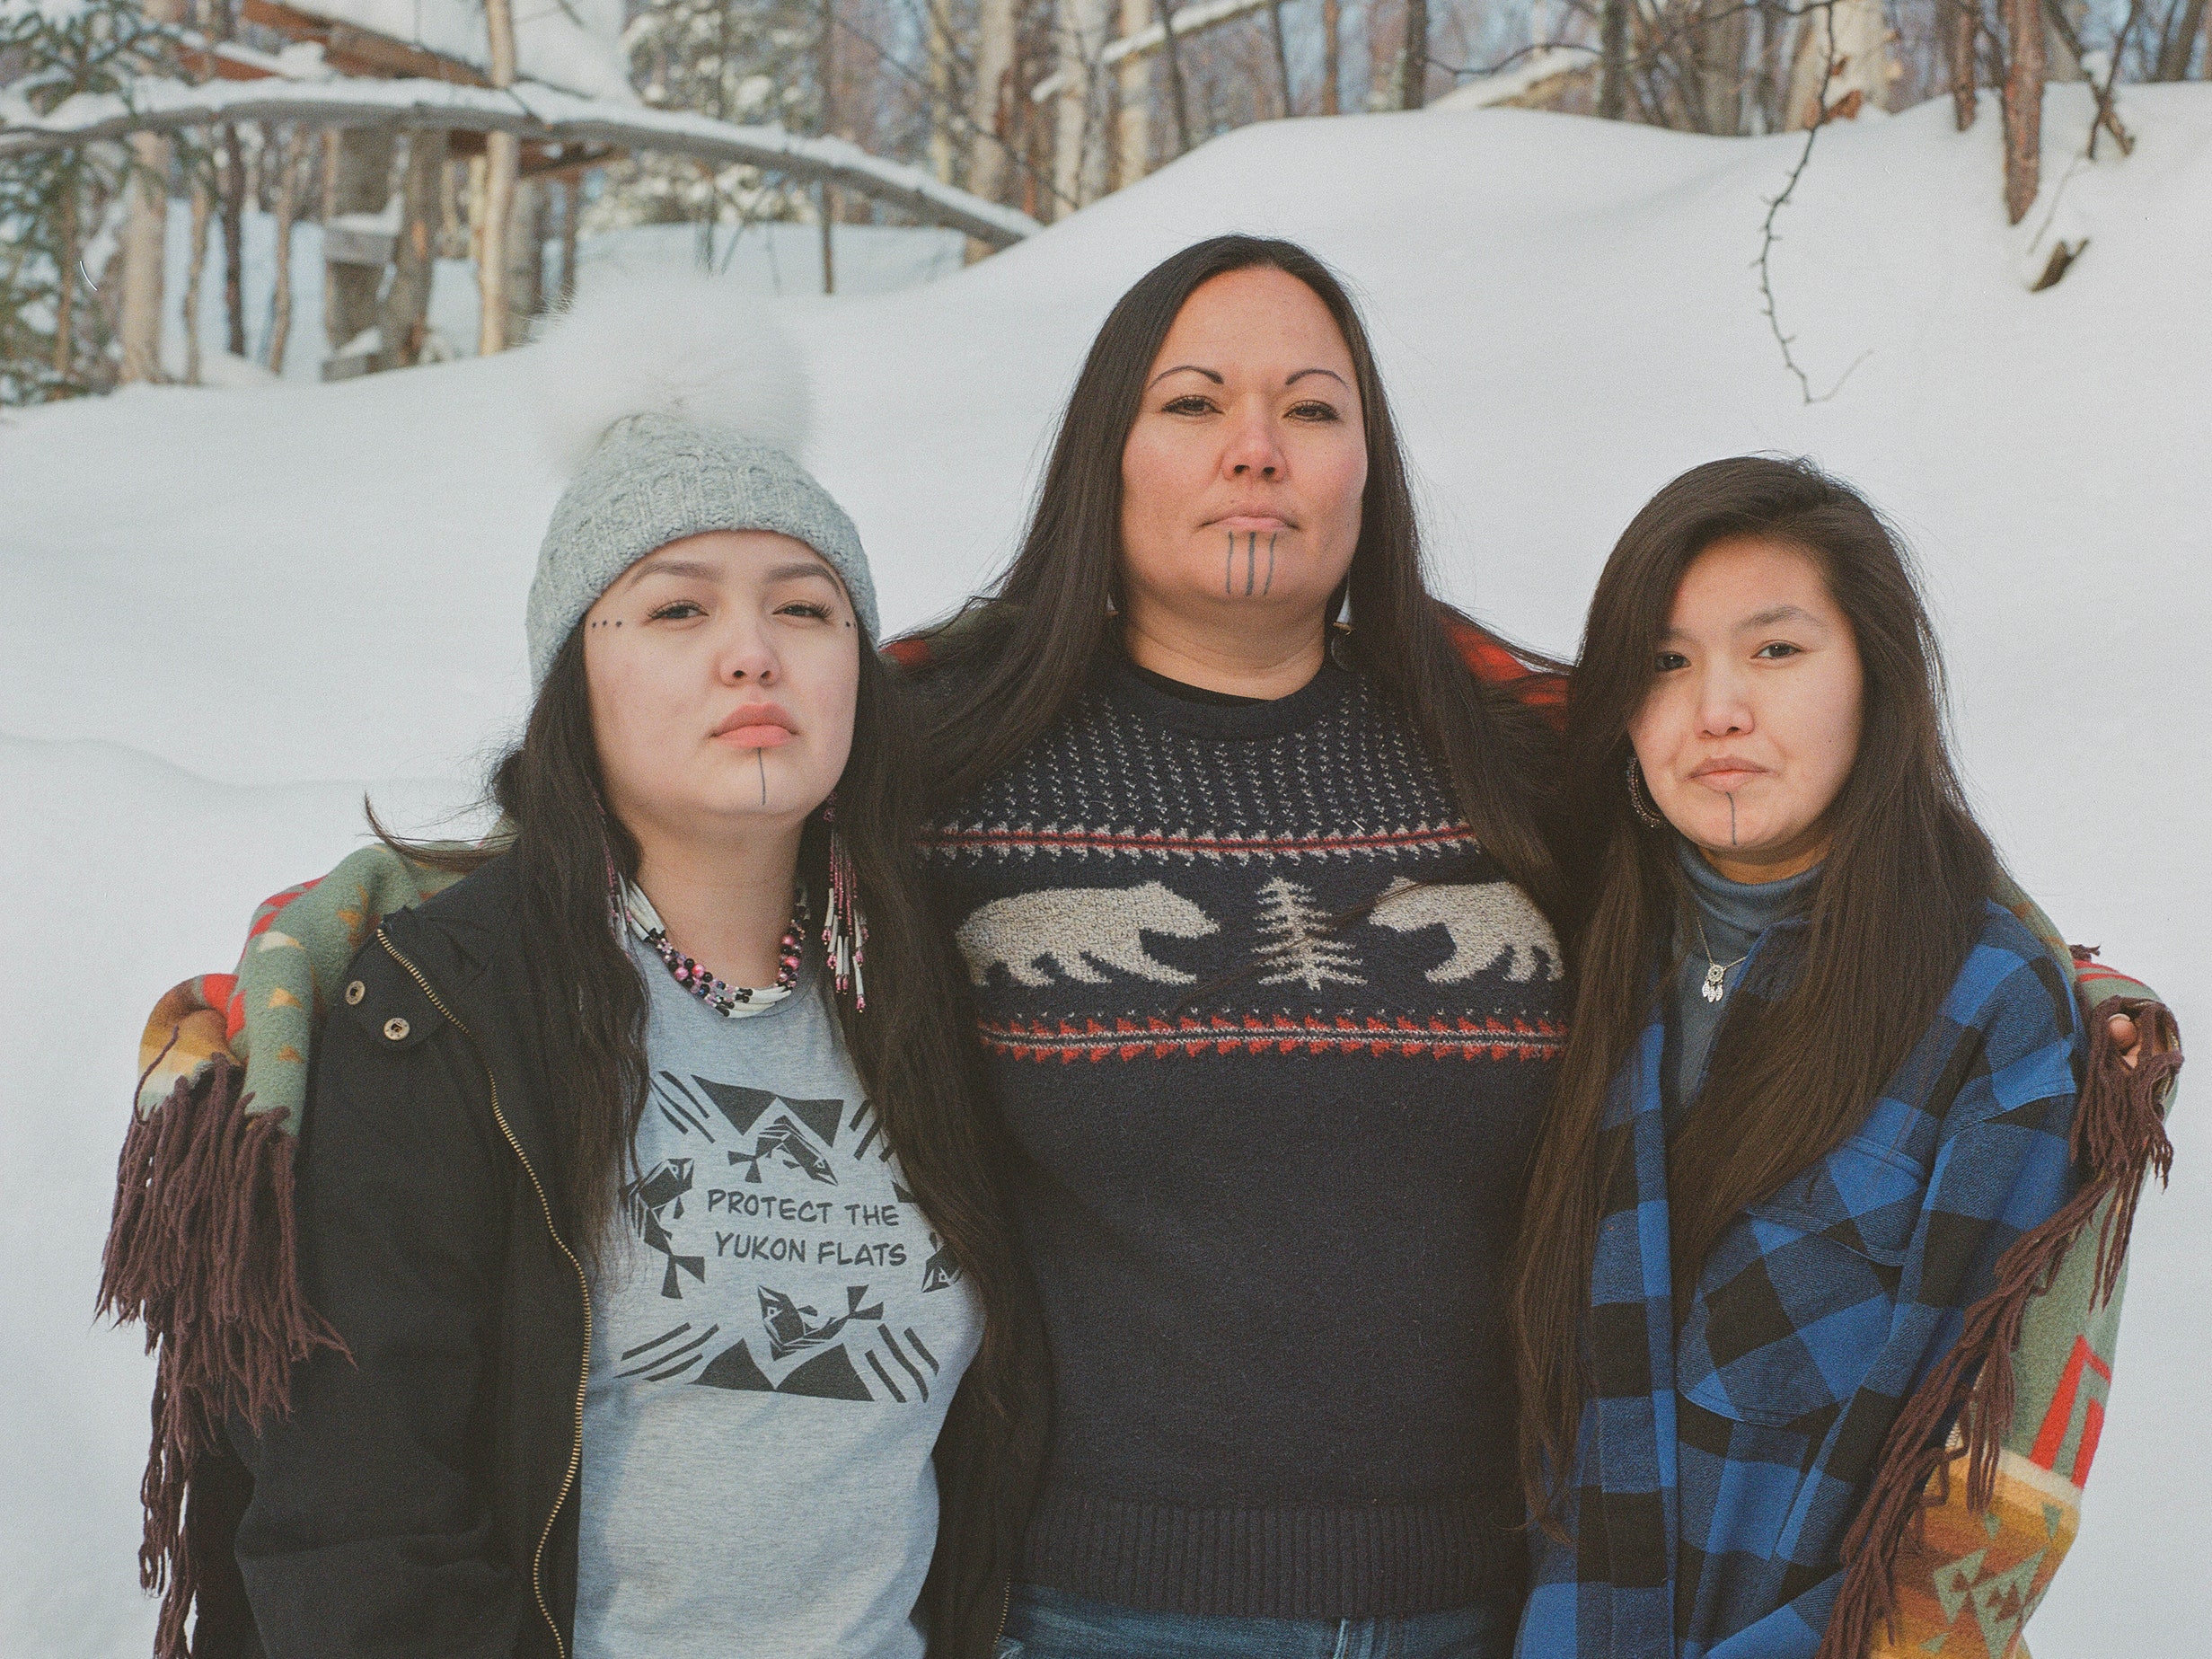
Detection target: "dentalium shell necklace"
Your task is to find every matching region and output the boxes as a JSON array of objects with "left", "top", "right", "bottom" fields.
[{"left": 616, "top": 867, "right": 806, "bottom": 1018}]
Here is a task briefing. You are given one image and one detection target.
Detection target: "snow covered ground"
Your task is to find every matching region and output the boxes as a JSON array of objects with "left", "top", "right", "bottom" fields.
[{"left": 4, "top": 83, "right": 2207, "bottom": 1656}]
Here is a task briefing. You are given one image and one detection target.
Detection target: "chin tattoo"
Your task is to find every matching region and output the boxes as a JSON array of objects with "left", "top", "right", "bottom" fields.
[{"left": 1223, "top": 531, "right": 1278, "bottom": 598}]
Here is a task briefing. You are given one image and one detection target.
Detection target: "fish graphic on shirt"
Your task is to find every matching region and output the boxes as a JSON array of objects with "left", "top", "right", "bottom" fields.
[
  {"left": 623, "top": 1159, "right": 706, "bottom": 1300},
  {"left": 761, "top": 1284, "right": 884, "bottom": 1362},
  {"left": 728, "top": 1114, "right": 840, "bottom": 1187},
  {"left": 921, "top": 1233, "right": 963, "bottom": 1293}
]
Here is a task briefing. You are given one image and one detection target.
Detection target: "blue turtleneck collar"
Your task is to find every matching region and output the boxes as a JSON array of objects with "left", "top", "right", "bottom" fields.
[
  {"left": 1667, "top": 839, "right": 1824, "bottom": 1122},
  {"left": 1676, "top": 838, "right": 1822, "bottom": 960}
]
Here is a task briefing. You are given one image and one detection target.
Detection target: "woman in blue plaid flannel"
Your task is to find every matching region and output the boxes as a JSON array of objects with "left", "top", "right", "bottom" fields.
[{"left": 1508, "top": 455, "right": 2098, "bottom": 1659}]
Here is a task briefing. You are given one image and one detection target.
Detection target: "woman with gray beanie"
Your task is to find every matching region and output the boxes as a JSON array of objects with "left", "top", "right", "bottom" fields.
[{"left": 214, "top": 313, "right": 1044, "bottom": 1659}]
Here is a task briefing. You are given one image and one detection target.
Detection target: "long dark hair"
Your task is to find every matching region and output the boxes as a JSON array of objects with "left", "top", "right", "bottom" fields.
[
  {"left": 376, "top": 622, "right": 1025, "bottom": 1408},
  {"left": 909, "top": 233, "right": 1560, "bottom": 913},
  {"left": 1510, "top": 454, "right": 2001, "bottom": 1521}
]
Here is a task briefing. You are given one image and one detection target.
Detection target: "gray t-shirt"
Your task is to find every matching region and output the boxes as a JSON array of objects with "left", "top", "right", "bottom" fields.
[{"left": 573, "top": 938, "right": 986, "bottom": 1659}]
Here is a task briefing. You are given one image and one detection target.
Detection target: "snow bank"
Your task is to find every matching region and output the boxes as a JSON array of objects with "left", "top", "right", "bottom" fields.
[{"left": 2, "top": 82, "right": 2205, "bottom": 1655}]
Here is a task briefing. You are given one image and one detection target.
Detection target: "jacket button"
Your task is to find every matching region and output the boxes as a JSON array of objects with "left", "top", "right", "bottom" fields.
[
  {"left": 344, "top": 980, "right": 366, "bottom": 1006},
  {"left": 383, "top": 1017, "right": 411, "bottom": 1042}
]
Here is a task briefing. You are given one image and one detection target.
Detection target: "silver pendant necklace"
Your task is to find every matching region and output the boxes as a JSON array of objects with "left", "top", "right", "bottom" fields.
[{"left": 1691, "top": 910, "right": 1750, "bottom": 1004}]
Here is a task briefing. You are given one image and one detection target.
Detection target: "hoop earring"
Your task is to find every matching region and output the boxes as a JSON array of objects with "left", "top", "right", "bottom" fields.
[
  {"left": 1626, "top": 755, "right": 1665, "bottom": 830},
  {"left": 1327, "top": 619, "right": 1355, "bottom": 672},
  {"left": 819, "top": 796, "right": 868, "bottom": 1010}
]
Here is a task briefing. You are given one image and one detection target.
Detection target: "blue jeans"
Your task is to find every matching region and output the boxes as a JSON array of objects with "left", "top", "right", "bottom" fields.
[{"left": 996, "top": 1584, "right": 1516, "bottom": 1659}]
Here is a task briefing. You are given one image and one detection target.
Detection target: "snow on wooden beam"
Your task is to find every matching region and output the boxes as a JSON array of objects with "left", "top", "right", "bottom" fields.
[
  {"left": 239, "top": 0, "right": 492, "bottom": 87},
  {"left": 1428, "top": 45, "right": 1595, "bottom": 111},
  {"left": 0, "top": 76, "right": 1043, "bottom": 246},
  {"left": 1030, "top": 0, "right": 1279, "bottom": 103}
]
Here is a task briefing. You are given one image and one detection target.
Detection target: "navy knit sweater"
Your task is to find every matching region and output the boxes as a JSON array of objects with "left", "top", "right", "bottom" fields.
[{"left": 920, "top": 654, "right": 1566, "bottom": 1619}]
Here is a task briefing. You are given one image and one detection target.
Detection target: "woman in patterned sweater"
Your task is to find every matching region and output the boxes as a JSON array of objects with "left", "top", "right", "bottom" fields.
[{"left": 907, "top": 236, "right": 1568, "bottom": 1657}]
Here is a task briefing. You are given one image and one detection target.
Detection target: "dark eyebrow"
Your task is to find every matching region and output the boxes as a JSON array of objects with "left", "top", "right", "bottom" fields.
[
  {"left": 1148, "top": 364, "right": 1225, "bottom": 389},
  {"left": 1285, "top": 368, "right": 1349, "bottom": 388},
  {"left": 620, "top": 555, "right": 837, "bottom": 590},
  {"left": 1738, "top": 604, "right": 1820, "bottom": 631},
  {"left": 620, "top": 555, "right": 718, "bottom": 587},
  {"left": 765, "top": 560, "right": 838, "bottom": 586}
]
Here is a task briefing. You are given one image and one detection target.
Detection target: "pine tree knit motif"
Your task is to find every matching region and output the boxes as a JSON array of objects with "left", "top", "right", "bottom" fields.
[
  {"left": 919, "top": 657, "right": 1566, "bottom": 1620},
  {"left": 1252, "top": 876, "right": 1366, "bottom": 991}
]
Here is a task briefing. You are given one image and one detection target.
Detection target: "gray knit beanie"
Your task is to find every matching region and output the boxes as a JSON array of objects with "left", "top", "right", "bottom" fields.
[{"left": 524, "top": 275, "right": 877, "bottom": 687}]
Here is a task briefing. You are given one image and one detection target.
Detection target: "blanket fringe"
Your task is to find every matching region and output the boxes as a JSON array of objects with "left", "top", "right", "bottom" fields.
[
  {"left": 1814, "top": 997, "right": 2180, "bottom": 1659},
  {"left": 97, "top": 1055, "right": 348, "bottom": 1658}
]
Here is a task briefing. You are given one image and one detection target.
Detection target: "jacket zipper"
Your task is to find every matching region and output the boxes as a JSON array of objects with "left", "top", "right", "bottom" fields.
[
  {"left": 994, "top": 1577, "right": 1011, "bottom": 1651},
  {"left": 377, "top": 927, "right": 593, "bottom": 1659}
]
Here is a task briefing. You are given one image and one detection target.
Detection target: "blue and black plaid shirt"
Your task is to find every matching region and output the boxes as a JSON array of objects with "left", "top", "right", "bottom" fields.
[{"left": 1518, "top": 900, "right": 2080, "bottom": 1659}]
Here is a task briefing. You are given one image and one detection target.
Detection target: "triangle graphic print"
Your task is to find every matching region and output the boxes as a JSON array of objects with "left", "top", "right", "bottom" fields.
[
  {"left": 692, "top": 1078, "right": 844, "bottom": 1146},
  {"left": 777, "top": 1346, "right": 875, "bottom": 1400},
  {"left": 693, "top": 1338, "right": 775, "bottom": 1391},
  {"left": 689, "top": 1338, "right": 877, "bottom": 1401}
]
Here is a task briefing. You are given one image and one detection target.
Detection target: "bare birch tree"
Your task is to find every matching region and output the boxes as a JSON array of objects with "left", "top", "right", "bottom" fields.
[
  {"left": 1785, "top": 0, "right": 1898, "bottom": 128},
  {"left": 181, "top": 173, "right": 210, "bottom": 384},
  {"left": 1157, "top": 0, "right": 1194, "bottom": 152},
  {"left": 1309, "top": 0, "right": 1335, "bottom": 111},
  {"left": 379, "top": 130, "right": 446, "bottom": 369},
  {"left": 118, "top": 0, "right": 187, "bottom": 383},
  {"left": 217, "top": 124, "right": 248, "bottom": 357},
  {"left": 2001, "top": 0, "right": 2045, "bottom": 222},
  {"left": 1116, "top": 0, "right": 1152, "bottom": 183},
  {"left": 479, "top": 0, "right": 522, "bottom": 354},
  {"left": 926, "top": 0, "right": 959, "bottom": 182},
  {"left": 971, "top": 0, "right": 1019, "bottom": 202},
  {"left": 2154, "top": 0, "right": 2208, "bottom": 77},
  {"left": 266, "top": 126, "right": 309, "bottom": 375},
  {"left": 1053, "top": 0, "right": 1111, "bottom": 214},
  {"left": 1598, "top": 0, "right": 1629, "bottom": 117},
  {"left": 1943, "top": 0, "right": 1979, "bottom": 127},
  {"left": 1400, "top": 0, "right": 1429, "bottom": 107}
]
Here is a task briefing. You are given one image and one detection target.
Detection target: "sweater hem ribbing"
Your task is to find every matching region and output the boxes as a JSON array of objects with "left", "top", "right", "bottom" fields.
[{"left": 1017, "top": 1486, "right": 1524, "bottom": 1619}]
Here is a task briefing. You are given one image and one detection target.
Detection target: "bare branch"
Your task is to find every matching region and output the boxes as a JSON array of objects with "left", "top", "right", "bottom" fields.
[{"left": 1752, "top": 3, "right": 1869, "bottom": 403}]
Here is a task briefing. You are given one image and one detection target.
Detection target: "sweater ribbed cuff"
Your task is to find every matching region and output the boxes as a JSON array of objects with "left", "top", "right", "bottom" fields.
[{"left": 1018, "top": 1485, "right": 1524, "bottom": 1619}]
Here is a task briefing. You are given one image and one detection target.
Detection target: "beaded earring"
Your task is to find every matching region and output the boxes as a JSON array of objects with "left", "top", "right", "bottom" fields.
[
  {"left": 1626, "top": 754, "right": 1665, "bottom": 829},
  {"left": 820, "top": 797, "right": 868, "bottom": 1011}
]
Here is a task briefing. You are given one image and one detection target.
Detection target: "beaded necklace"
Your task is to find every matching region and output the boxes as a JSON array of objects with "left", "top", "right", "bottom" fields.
[{"left": 615, "top": 870, "right": 807, "bottom": 1018}]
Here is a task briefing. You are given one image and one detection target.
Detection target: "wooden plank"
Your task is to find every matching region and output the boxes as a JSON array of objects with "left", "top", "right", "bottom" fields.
[
  {"left": 176, "top": 44, "right": 279, "bottom": 82},
  {"left": 238, "top": 0, "right": 490, "bottom": 86}
]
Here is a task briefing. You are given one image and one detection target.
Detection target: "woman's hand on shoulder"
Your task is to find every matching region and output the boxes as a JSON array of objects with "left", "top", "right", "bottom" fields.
[{"left": 2108, "top": 1011, "right": 2170, "bottom": 1070}]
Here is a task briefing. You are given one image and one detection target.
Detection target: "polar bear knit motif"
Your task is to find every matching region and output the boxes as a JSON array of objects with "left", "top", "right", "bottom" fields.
[{"left": 956, "top": 882, "right": 1219, "bottom": 986}]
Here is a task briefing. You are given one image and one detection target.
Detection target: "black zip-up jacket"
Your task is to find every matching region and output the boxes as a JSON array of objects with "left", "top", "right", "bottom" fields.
[{"left": 228, "top": 853, "right": 1041, "bottom": 1659}]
